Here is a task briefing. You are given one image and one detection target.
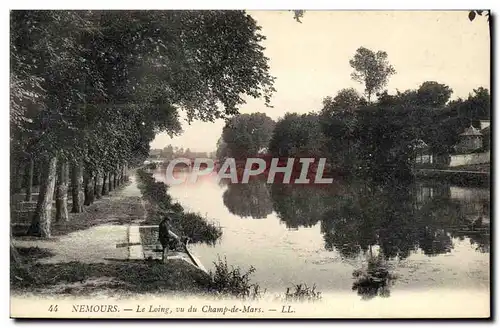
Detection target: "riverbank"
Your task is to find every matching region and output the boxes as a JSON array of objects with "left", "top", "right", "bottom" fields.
[
  {"left": 414, "top": 167, "right": 490, "bottom": 186},
  {"left": 11, "top": 170, "right": 272, "bottom": 298},
  {"left": 10, "top": 172, "right": 213, "bottom": 296}
]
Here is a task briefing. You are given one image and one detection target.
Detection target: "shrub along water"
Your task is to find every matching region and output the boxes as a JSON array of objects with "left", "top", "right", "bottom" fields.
[
  {"left": 208, "top": 257, "right": 262, "bottom": 299},
  {"left": 208, "top": 257, "right": 322, "bottom": 302},
  {"left": 136, "top": 169, "right": 222, "bottom": 245}
]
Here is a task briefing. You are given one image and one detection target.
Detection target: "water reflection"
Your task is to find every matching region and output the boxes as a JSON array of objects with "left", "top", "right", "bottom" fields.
[
  {"left": 221, "top": 178, "right": 490, "bottom": 298},
  {"left": 352, "top": 253, "right": 396, "bottom": 300},
  {"left": 221, "top": 178, "right": 273, "bottom": 219},
  {"left": 270, "top": 184, "right": 331, "bottom": 229},
  {"left": 157, "top": 170, "right": 489, "bottom": 300}
]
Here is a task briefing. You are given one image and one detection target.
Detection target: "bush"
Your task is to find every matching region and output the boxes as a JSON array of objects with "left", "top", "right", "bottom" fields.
[{"left": 208, "top": 257, "right": 263, "bottom": 299}]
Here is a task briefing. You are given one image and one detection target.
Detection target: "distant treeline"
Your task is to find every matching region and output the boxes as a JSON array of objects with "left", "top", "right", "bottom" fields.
[
  {"left": 149, "top": 145, "right": 216, "bottom": 160},
  {"left": 215, "top": 47, "right": 490, "bottom": 184}
]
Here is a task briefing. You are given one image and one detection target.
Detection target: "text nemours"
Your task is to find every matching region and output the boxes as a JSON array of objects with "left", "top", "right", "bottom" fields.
[{"left": 71, "top": 304, "right": 295, "bottom": 315}]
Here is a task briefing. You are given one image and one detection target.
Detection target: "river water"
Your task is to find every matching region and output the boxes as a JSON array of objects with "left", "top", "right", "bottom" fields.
[{"left": 152, "top": 169, "right": 490, "bottom": 302}]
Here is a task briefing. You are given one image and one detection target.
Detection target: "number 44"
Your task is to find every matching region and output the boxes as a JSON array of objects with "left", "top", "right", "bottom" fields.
[{"left": 48, "top": 305, "right": 58, "bottom": 312}]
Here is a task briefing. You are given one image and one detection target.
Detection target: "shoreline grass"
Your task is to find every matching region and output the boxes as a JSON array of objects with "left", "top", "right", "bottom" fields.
[{"left": 11, "top": 246, "right": 323, "bottom": 302}]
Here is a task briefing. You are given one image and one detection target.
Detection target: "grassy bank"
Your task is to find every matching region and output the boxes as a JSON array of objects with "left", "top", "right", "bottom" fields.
[
  {"left": 11, "top": 247, "right": 211, "bottom": 296},
  {"left": 11, "top": 246, "right": 322, "bottom": 301},
  {"left": 136, "top": 169, "right": 222, "bottom": 244}
]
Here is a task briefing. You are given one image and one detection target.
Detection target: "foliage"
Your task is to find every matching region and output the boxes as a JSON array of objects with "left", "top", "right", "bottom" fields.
[
  {"left": 221, "top": 113, "right": 275, "bottom": 159},
  {"left": 208, "top": 257, "right": 262, "bottom": 299},
  {"left": 269, "top": 112, "right": 324, "bottom": 157},
  {"left": 11, "top": 10, "right": 277, "bottom": 237},
  {"left": 320, "top": 75, "right": 489, "bottom": 180},
  {"left": 416, "top": 81, "right": 453, "bottom": 108},
  {"left": 11, "top": 9, "right": 276, "bottom": 176},
  {"left": 349, "top": 47, "right": 396, "bottom": 102},
  {"left": 215, "top": 137, "right": 230, "bottom": 161},
  {"left": 322, "top": 88, "right": 366, "bottom": 113}
]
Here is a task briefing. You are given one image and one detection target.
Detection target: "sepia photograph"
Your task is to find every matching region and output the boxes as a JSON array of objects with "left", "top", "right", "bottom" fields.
[{"left": 9, "top": 8, "right": 491, "bottom": 319}]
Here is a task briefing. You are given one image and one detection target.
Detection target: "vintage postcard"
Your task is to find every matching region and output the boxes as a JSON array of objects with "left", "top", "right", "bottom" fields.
[{"left": 10, "top": 9, "right": 491, "bottom": 319}]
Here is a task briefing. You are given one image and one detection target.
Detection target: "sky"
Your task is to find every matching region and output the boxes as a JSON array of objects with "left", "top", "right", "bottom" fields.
[{"left": 150, "top": 10, "right": 491, "bottom": 152}]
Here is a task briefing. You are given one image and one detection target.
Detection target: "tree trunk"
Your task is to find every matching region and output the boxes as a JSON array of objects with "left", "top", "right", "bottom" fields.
[
  {"left": 83, "top": 169, "right": 95, "bottom": 206},
  {"left": 26, "top": 156, "right": 57, "bottom": 237},
  {"left": 124, "top": 163, "right": 129, "bottom": 181},
  {"left": 117, "top": 166, "right": 122, "bottom": 186},
  {"left": 102, "top": 173, "right": 109, "bottom": 195},
  {"left": 55, "top": 161, "right": 69, "bottom": 222},
  {"left": 33, "top": 162, "right": 41, "bottom": 187},
  {"left": 71, "top": 162, "right": 84, "bottom": 213},
  {"left": 95, "top": 171, "right": 102, "bottom": 199},
  {"left": 108, "top": 172, "right": 114, "bottom": 191},
  {"left": 10, "top": 237, "right": 37, "bottom": 283},
  {"left": 12, "top": 160, "right": 24, "bottom": 194},
  {"left": 113, "top": 169, "right": 118, "bottom": 188},
  {"left": 24, "top": 157, "right": 34, "bottom": 201}
]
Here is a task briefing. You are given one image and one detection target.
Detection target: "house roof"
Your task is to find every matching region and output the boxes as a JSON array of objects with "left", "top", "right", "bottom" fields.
[
  {"left": 460, "top": 125, "right": 482, "bottom": 136},
  {"left": 410, "top": 139, "right": 429, "bottom": 149},
  {"left": 481, "top": 125, "right": 491, "bottom": 135}
]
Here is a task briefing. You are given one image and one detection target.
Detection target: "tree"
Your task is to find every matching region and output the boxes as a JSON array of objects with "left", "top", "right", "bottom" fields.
[
  {"left": 12, "top": 10, "right": 277, "bottom": 238},
  {"left": 319, "top": 89, "right": 364, "bottom": 172},
  {"left": 215, "top": 137, "right": 230, "bottom": 161},
  {"left": 349, "top": 47, "right": 396, "bottom": 102},
  {"left": 322, "top": 88, "right": 365, "bottom": 113},
  {"left": 221, "top": 113, "right": 275, "bottom": 159},
  {"left": 162, "top": 145, "right": 174, "bottom": 160},
  {"left": 268, "top": 113, "right": 324, "bottom": 157},
  {"left": 465, "top": 87, "right": 490, "bottom": 119},
  {"left": 416, "top": 81, "right": 453, "bottom": 108}
]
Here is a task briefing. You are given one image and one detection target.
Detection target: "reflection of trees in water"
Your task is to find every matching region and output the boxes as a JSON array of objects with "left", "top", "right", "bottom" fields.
[
  {"left": 222, "top": 178, "right": 273, "bottom": 219},
  {"left": 320, "top": 182, "right": 489, "bottom": 261},
  {"left": 352, "top": 253, "right": 396, "bottom": 300},
  {"left": 220, "top": 175, "right": 489, "bottom": 257},
  {"left": 416, "top": 194, "right": 490, "bottom": 254},
  {"left": 321, "top": 196, "right": 378, "bottom": 259},
  {"left": 270, "top": 184, "right": 330, "bottom": 229},
  {"left": 448, "top": 215, "right": 490, "bottom": 253}
]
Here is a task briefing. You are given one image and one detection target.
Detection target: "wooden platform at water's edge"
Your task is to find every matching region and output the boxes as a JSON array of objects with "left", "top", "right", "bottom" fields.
[{"left": 118, "top": 225, "right": 208, "bottom": 274}]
